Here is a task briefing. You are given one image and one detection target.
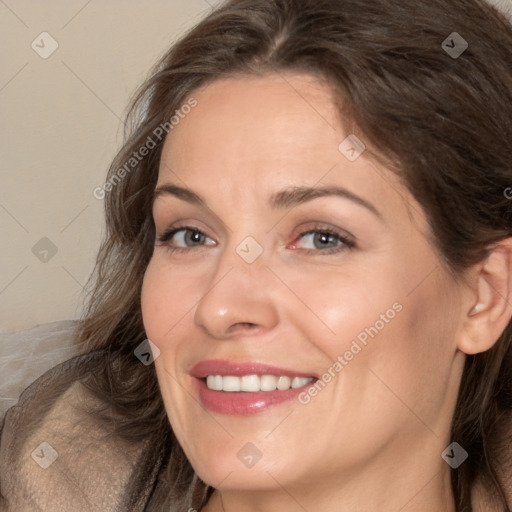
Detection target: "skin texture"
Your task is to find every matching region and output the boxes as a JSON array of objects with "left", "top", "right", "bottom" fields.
[{"left": 141, "top": 72, "right": 512, "bottom": 512}]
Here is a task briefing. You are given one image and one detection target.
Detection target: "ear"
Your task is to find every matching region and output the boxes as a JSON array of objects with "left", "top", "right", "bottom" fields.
[{"left": 458, "top": 237, "right": 512, "bottom": 355}]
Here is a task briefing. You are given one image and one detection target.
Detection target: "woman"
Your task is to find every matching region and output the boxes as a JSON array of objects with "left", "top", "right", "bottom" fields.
[{"left": 1, "top": 0, "right": 512, "bottom": 510}]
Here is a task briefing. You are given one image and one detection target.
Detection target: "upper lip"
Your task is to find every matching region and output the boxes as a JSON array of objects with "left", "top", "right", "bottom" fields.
[{"left": 191, "top": 359, "right": 317, "bottom": 379}]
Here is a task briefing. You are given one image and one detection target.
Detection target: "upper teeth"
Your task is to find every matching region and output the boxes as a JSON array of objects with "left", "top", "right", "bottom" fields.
[{"left": 205, "top": 375, "right": 313, "bottom": 392}]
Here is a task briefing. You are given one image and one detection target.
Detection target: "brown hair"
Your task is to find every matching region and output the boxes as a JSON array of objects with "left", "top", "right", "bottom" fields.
[{"left": 77, "top": 0, "right": 512, "bottom": 510}]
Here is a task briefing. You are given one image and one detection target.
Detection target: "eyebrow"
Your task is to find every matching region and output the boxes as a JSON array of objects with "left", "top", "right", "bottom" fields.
[{"left": 153, "top": 183, "right": 383, "bottom": 220}]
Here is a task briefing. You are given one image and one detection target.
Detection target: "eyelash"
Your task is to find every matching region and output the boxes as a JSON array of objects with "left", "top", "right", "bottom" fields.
[{"left": 156, "top": 224, "right": 355, "bottom": 255}]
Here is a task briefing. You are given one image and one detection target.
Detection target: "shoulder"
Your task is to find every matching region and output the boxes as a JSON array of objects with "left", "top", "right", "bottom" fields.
[{"left": 0, "top": 350, "right": 159, "bottom": 512}]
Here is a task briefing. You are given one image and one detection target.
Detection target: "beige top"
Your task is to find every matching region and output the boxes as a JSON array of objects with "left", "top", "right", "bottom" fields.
[{"left": 0, "top": 350, "right": 208, "bottom": 512}]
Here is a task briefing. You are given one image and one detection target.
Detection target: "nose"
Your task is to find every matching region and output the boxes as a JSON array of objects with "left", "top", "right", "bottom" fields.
[{"left": 193, "top": 253, "right": 279, "bottom": 340}]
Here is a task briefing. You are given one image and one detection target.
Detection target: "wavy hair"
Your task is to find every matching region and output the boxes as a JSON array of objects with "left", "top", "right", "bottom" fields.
[{"left": 76, "top": 0, "right": 512, "bottom": 510}]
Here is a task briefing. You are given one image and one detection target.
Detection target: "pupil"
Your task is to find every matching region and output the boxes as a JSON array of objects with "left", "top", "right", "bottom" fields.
[
  {"left": 188, "top": 231, "right": 202, "bottom": 244},
  {"left": 315, "top": 233, "right": 334, "bottom": 248}
]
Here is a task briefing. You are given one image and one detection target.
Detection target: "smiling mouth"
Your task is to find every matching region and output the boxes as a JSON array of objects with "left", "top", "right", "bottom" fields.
[
  {"left": 192, "top": 360, "right": 319, "bottom": 414},
  {"left": 204, "top": 374, "right": 315, "bottom": 392}
]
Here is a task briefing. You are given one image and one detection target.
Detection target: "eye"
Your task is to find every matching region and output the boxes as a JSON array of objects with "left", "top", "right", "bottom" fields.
[
  {"left": 291, "top": 227, "right": 354, "bottom": 254},
  {"left": 156, "top": 224, "right": 354, "bottom": 255},
  {"left": 157, "top": 226, "right": 216, "bottom": 252}
]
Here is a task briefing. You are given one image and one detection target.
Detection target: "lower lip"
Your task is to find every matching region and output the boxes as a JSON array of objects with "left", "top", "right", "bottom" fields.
[{"left": 195, "top": 378, "right": 314, "bottom": 415}]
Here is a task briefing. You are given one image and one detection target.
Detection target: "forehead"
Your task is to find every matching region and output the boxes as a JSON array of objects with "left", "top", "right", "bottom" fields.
[
  {"left": 157, "top": 72, "right": 425, "bottom": 232},
  {"left": 160, "top": 72, "right": 342, "bottom": 172}
]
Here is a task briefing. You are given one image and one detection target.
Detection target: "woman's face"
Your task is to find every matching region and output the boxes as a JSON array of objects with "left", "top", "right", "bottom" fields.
[{"left": 141, "top": 72, "right": 465, "bottom": 498}]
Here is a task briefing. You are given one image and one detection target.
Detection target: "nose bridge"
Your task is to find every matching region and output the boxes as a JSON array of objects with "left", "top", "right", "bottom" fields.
[
  {"left": 212, "top": 227, "right": 269, "bottom": 287},
  {"left": 193, "top": 234, "right": 279, "bottom": 338}
]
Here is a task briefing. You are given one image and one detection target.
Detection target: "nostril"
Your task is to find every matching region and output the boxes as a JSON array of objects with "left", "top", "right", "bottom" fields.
[{"left": 227, "top": 322, "right": 259, "bottom": 334}]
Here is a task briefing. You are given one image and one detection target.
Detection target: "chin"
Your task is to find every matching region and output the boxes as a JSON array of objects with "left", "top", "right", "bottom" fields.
[{"left": 184, "top": 440, "right": 301, "bottom": 491}]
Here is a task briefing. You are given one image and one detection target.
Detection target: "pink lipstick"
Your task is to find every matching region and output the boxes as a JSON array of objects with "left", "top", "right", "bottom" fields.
[{"left": 191, "top": 360, "right": 317, "bottom": 415}]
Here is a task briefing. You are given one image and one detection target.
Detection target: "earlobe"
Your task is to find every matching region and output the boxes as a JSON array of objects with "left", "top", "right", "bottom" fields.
[{"left": 458, "top": 238, "right": 512, "bottom": 355}]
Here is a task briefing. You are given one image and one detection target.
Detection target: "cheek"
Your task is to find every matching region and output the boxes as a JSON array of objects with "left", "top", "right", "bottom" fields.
[
  {"left": 276, "top": 263, "right": 408, "bottom": 361},
  {"left": 353, "top": 269, "right": 461, "bottom": 426},
  {"left": 141, "top": 260, "right": 198, "bottom": 435},
  {"left": 141, "top": 256, "right": 203, "bottom": 344},
  {"left": 288, "top": 257, "right": 459, "bottom": 420},
  {"left": 140, "top": 261, "right": 168, "bottom": 342}
]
